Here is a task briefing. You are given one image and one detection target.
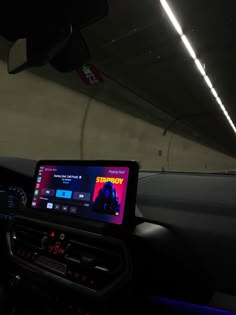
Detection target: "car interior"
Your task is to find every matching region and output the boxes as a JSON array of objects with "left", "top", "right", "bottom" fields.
[
  {"left": 0, "top": 1, "right": 236, "bottom": 315},
  {"left": 1, "top": 159, "right": 236, "bottom": 315}
]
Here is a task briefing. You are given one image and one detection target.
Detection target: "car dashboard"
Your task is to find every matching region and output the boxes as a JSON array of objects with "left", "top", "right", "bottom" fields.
[
  {"left": 0, "top": 158, "right": 236, "bottom": 315},
  {"left": 0, "top": 171, "right": 33, "bottom": 212},
  {"left": 0, "top": 159, "right": 141, "bottom": 315}
]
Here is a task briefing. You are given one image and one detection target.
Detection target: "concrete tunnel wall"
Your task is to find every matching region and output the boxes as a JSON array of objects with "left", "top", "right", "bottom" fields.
[{"left": 0, "top": 61, "right": 235, "bottom": 171}]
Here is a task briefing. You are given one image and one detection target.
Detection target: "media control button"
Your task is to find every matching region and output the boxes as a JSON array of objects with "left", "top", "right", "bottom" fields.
[
  {"left": 42, "top": 189, "right": 55, "bottom": 197},
  {"left": 69, "top": 207, "right": 78, "bottom": 214},
  {"left": 62, "top": 205, "right": 69, "bottom": 213},
  {"left": 56, "top": 190, "right": 72, "bottom": 199},
  {"left": 54, "top": 204, "right": 61, "bottom": 211},
  {"left": 73, "top": 192, "right": 91, "bottom": 201},
  {"left": 47, "top": 202, "right": 53, "bottom": 209}
]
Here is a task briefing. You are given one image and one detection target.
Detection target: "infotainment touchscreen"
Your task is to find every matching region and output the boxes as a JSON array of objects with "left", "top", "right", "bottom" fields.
[{"left": 31, "top": 161, "right": 138, "bottom": 225}]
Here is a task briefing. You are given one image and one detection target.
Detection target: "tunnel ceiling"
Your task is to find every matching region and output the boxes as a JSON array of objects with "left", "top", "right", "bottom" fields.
[
  {"left": 82, "top": 0, "right": 236, "bottom": 156},
  {"left": 0, "top": 0, "right": 236, "bottom": 157}
]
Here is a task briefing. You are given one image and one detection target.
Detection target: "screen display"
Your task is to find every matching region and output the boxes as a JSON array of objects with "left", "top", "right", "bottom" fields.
[{"left": 31, "top": 165, "right": 130, "bottom": 225}]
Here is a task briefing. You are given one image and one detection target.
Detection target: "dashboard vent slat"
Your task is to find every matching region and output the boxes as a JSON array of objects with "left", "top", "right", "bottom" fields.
[{"left": 14, "top": 224, "right": 46, "bottom": 249}]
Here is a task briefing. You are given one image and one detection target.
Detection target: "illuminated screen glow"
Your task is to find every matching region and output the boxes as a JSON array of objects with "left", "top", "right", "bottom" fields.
[{"left": 32, "top": 165, "right": 129, "bottom": 225}]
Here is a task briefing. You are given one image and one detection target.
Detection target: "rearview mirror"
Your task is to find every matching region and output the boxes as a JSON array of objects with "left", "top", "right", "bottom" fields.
[
  {"left": 8, "top": 38, "right": 28, "bottom": 74},
  {"left": 8, "top": 25, "right": 73, "bottom": 74},
  {"left": 2, "top": 0, "right": 108, "bottom": 74}
]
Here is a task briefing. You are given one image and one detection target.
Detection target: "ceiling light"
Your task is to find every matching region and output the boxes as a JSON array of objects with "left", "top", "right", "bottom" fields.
[
  {"left": 160, "top": 0, "right": 183, "bottom": 35},
  {"left": 211, "top": 88, "right": 218, "bottom": 99},
  {"left": 194, "top": 59, "right": 206, "bottom": 76},
  {"left": 160, "top": 0, "right": 236, "bottom": 135},
  {"left": 216, "top": 97, "right": 223, "bottom": 106},
  {"left": 181, "top": 35, "right": 196, "bottom": 59},
  {"left": 204, "top": 76, "right": 213, "bottom": 89},
  {"left": 216, "top": 98, "right": 226, "bottom": 112},
  {"left": 216, "top": 100, "right": 236, "bottom": 133},
  {"left": 225, "top": 111, "right": 231, "bottom": 121}
]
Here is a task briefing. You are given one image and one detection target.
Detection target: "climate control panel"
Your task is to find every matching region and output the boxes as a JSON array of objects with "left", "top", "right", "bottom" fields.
[{"left": 8, "top": 217, "right": 130, "bottom": 295}]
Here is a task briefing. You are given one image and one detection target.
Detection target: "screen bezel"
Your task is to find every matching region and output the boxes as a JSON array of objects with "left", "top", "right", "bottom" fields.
[{"left": 31, "top": 160, "right": 139, "bottom": 234}]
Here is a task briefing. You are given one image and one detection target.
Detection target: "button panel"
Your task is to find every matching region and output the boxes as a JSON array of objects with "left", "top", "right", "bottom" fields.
[{"left": 10, "top": 224, "right": 127, "bottom": 293}]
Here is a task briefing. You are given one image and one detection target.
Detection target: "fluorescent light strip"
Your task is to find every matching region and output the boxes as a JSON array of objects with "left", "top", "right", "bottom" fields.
[
  {"left": 160, "top": 0, "right": 183, "bottom": 35},
  {"left": 211, "top": 88, "right": 218, "bottom": 99},
  {"left": 160, "top": 0, "right": 236, "bottom": 134},
  {"left": 204, "top": 75, "right": 213, "bottom": 89},
  {"left": 216, "top": 97, "right": 223, "bottom": 106},
  {"left": 194, "top": 59, "right": 206, "bottom": 76},
  {"left": 181, "top": 35, "right": 196, "bottom": 59}
]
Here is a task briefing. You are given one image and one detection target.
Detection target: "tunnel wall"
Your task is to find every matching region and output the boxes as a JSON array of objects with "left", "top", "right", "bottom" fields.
[{"left": 0, "top": 62, "right": 235, "bottom": 171}]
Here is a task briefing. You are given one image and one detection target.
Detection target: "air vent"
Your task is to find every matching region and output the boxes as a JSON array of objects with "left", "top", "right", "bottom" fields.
[
  {"left": 9, "top": 217, "right": 131, "bottom": 292},
  {"left": 12, "top": 224, "right": 46, "bottom": 249},
  {"left": 94, "top": 250, "right": 121, "bottom": 275},
  {"left": 66, "top": 240, "right": 122, "bottom": 275}
]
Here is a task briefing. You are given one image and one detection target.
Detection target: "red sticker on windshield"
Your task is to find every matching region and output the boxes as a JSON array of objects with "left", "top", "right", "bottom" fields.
[{"left": 76, "top": 64, "right": 103, "bottom": 85}]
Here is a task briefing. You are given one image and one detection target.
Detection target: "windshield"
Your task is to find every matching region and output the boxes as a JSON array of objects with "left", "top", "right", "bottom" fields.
[{"left": 0, "top": 0, "right": 235, "bottom": 172}]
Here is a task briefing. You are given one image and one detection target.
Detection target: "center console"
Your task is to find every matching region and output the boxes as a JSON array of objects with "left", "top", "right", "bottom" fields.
[
  {"left": 8, "top": 218, "right": 130, "bottom": 294},
  {"left": 5, "top": 160, "right": 139, "bottom": 315}
]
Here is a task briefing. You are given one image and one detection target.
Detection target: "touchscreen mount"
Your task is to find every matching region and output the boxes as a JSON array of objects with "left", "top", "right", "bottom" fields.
[{"left": 32, "top": 161, "right": 138, "bottom": 225}]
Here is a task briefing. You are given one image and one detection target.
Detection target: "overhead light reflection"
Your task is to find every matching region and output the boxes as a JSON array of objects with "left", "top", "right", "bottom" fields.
[
  {"left": 194, "top": 59, "right": 206, "bottom": 76},
  {"left": 160, "top": 0, "right": 236, "bottom": 134}
]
